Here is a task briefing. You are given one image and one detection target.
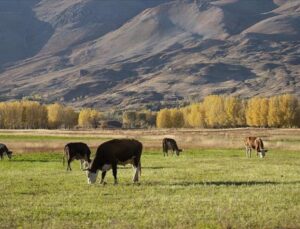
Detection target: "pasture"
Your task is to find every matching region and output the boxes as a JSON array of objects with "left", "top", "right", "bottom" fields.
[{"left": 0, "top": 129, "right": 300, "bottom": 228}]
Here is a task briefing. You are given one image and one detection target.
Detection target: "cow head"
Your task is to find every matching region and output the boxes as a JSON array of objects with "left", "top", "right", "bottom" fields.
[
  {"left": 259, "top": 149, "right": 268, "bottom": 158},
  {"left": 176, "top": 149, "right": 182, "bottom": 156},
  {"left": 86, "top": 169, "right": 98, "bottom": 184},
  {"left": 7, "top": 151, "right": 12, "bottom": 159}
]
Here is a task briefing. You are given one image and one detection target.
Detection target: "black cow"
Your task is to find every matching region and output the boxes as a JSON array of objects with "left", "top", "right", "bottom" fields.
[
  {"left": 63, "top": 142, "right": 92, "bottom": 171},
  {"left": 0, "top": 143, "right": 12, "bottom": 160},
  {"left": 162, "top": 138, "right": 182, "bottom": 156},
  {"left": 86, "top": 139, "right": 143, "bottom": 185}
]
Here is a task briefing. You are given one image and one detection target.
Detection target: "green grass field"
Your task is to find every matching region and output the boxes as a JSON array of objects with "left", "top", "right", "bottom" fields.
[{"left": 1, "top": 149, "right": 299, "bottom": 229}]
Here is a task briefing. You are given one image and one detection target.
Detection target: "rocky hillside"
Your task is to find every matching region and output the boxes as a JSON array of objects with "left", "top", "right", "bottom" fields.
[{"left": 0, "top": 0, "right": 299, "bottom": 110}]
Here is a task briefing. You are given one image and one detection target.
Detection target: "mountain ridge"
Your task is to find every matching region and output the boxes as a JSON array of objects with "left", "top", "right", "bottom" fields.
[{"left": 0, "top": 0, "right": 299, "bottom": 110}]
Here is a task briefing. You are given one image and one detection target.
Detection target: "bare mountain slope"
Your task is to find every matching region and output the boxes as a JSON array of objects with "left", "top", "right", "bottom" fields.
[{"left": 0, "top": 0, "right": 299, "bottom": 109}]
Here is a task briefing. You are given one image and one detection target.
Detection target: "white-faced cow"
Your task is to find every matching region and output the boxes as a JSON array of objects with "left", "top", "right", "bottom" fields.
[
  {"left": 0, "top": 143, "right": 12, "bottom": 160},
  {"left": 162, "top": 138, "right": 182, "bottom": 156},
  {"left": 244, "top": 137, "right": 268, "bottom": 158},
  {"left": 86, "top": 139, "right": 142, "bottom": 185},
  {"left": 63, "top": 142, "right": 92, "bottom": 171}
]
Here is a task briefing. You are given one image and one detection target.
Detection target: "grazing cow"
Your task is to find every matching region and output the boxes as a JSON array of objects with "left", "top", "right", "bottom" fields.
[
  {"left": 162, "top": 138, "right": 182, "bottom": 156},
  {"left": 86, "top": 139, "right": 142, "bottom": 185},
  {"left": 0, "top": 143, "right": 12, "bottom": 160},
  {"left": 63, "top": 142, "right": 92, "bottom": 171},
  {"left": 244, "top": 137, "right": 268, "bottom": 158}
]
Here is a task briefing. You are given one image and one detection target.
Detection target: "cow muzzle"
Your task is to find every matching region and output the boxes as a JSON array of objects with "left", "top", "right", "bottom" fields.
[
  {"left": 7, "top": 151, "right": 12, "bottom": 159},
  {"left": 259, "top": 150, "right": 266, "bottom": 158},
  {"left": 86, "top": 171, "right": 97, "bottom": 184}
]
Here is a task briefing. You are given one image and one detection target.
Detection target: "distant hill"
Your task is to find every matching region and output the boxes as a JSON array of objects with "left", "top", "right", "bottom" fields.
[{"left": 0, "top": 0, "right": 299, "bottom": 110}]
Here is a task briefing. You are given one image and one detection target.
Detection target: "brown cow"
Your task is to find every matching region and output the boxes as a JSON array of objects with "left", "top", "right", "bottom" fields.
[{"left": 244, "top": 137, "right": 268, "bottom": 158}]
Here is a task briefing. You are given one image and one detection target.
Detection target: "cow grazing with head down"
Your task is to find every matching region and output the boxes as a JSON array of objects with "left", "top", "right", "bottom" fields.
[
  {"left": 162, "top": 138, "right": 182, "bottom": 156},
  {"left": 244, "top": 137, "right": 268, "bottom": 158},
  {"left": 86, "top": 139, "right": 142, "bottom": 185},
  {"left": 63, "top": 142, "right": 92, "bottom": 171},
  {"left": 0, "top": 143, "right": 12, "bottom": 160}
]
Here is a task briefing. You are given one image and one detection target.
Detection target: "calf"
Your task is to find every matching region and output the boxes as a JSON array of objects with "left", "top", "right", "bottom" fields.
[
  {"left": 0, "top": 143, "right": 12, "bottom": 160},
  {"left": 244, "top": 137, "right": 268, "bottom": 158},
  {"left": 63, "top": 142, "right": 92, "bottom": 171},
  {"left": 86, "top": 139, "right": 142, "bottom": 185},
  {"left": 162, "top": 138, "right": 182, "bottom": 156}
]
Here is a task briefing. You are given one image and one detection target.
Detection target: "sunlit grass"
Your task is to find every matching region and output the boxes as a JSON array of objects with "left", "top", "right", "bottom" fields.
[{"left": 0, "top": 149, "right": 299, "bottom": 228}]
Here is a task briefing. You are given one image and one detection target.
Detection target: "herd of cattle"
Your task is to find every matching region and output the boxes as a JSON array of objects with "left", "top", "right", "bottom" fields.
[{"left": 0, "top": 136, "right": 267, "bottom": 184}]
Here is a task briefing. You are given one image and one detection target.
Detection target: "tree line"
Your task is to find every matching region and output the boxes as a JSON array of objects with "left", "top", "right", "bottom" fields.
[
  {"left": 156, "top": 94, "right": 300, "bottom": 128},
  {"left": 0, "top": 94, "right": 299, "bottom": 129},
  {"left": 0, "top": 101, "right": 102, "bottom": 129},
  {"left": 0, "top": 101, "right": 156, "bottom": 129}
]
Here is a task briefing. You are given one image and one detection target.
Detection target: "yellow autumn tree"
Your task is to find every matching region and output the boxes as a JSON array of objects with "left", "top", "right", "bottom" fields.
[
  {"left": 223, "top": 96, "right": 246, "bottom": 127},
  {"left": 78, "top": 108, "right": 102, "bottom": 128},
  {"left": 268, "top": 96, "right": 282, "bottom": 127},
  {"left": 156, "top": 109, "right": 172, "bottom": 128},
  {"left": 257, "top": 97, "right": 269, "bottom": 127},
  {"left": 47, "top": 103, "right": 65, "bottom": 129},
  {"left": 0, "top": 101, "right": 23, "bottom": 129},
  {"left": 246, "top": 97, "right": 260, "bottom": 127},
  {"left": 278, "top": 94, "right": 298, "bottom": 127},
  {"left": 170, "top": 108, "right": 184, "bottom": 128},
  {"left": 90, "top": 109, "right": 102, "bottom": 128},
  {"left": 188, "top": 103, "right": 206, "bottom": 128},
  {"left": 22, "top": 101, "right": 48, "bottom": 129},
  {"left": 181, "top": 106, "right": 192, "bottom": 127},
  {"left": 203, "top": 95, "right": 226, "bottom": 128},
  {"left": 63, "top": 106, "right": 79, "bottom": 129}
]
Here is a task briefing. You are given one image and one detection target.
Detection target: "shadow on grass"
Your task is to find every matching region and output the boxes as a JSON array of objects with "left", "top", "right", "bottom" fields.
[
  {"left": 142, "top": 180, "right": 300, "bottom": 187},
  {"left": 8, "top": 159, "right": 60, "bottom": 163},
  {"left": 116, "top": 166, "right": 170, "bottom": 170}
]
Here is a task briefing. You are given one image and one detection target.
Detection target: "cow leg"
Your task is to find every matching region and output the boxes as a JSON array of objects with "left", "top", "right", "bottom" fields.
[
  {"left": 67, "top": 159, "right": 72, "bottom": 171},
  {"left": 80, "top": 159, "right": 83, "bottom": 170},
  {"left": 246, "top": 148, "right": 249, "bottom": 158},
  {"left": 245, "top": 147, "right": 251, "bottom": 158},
  {"left": 112, "top": 164, "right": 118, "bottom": 185},
  {"left": 132, "top": 159, "right": 140, "bottom": 183},
  {"left": 132, "top": 165, "right": 139, "bottom": 183},
  {"left": 100, "top": 171, "right": 107, "bottom": 184}
]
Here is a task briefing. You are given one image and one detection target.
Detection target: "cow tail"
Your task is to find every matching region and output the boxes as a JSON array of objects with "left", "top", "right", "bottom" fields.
[
  {"left": 63, "top": 146, "right": 68, "bottom": 166},
  {"left": 260, "top": 139, "right": 264, "bottom": 150},
  {"left": 138, "top": 161, "right": 142, "bottom": 176},
  {"left": 138, "top": 142, "right": 143, "bottom": 176},
  {"left": 62, "top": 154, "right": 65, "bottom": 166}
]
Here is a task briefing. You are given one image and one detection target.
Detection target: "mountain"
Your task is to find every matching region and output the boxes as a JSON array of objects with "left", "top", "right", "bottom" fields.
[{"left": 0, "top": 0, "right": 299, "bottom": 110}]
